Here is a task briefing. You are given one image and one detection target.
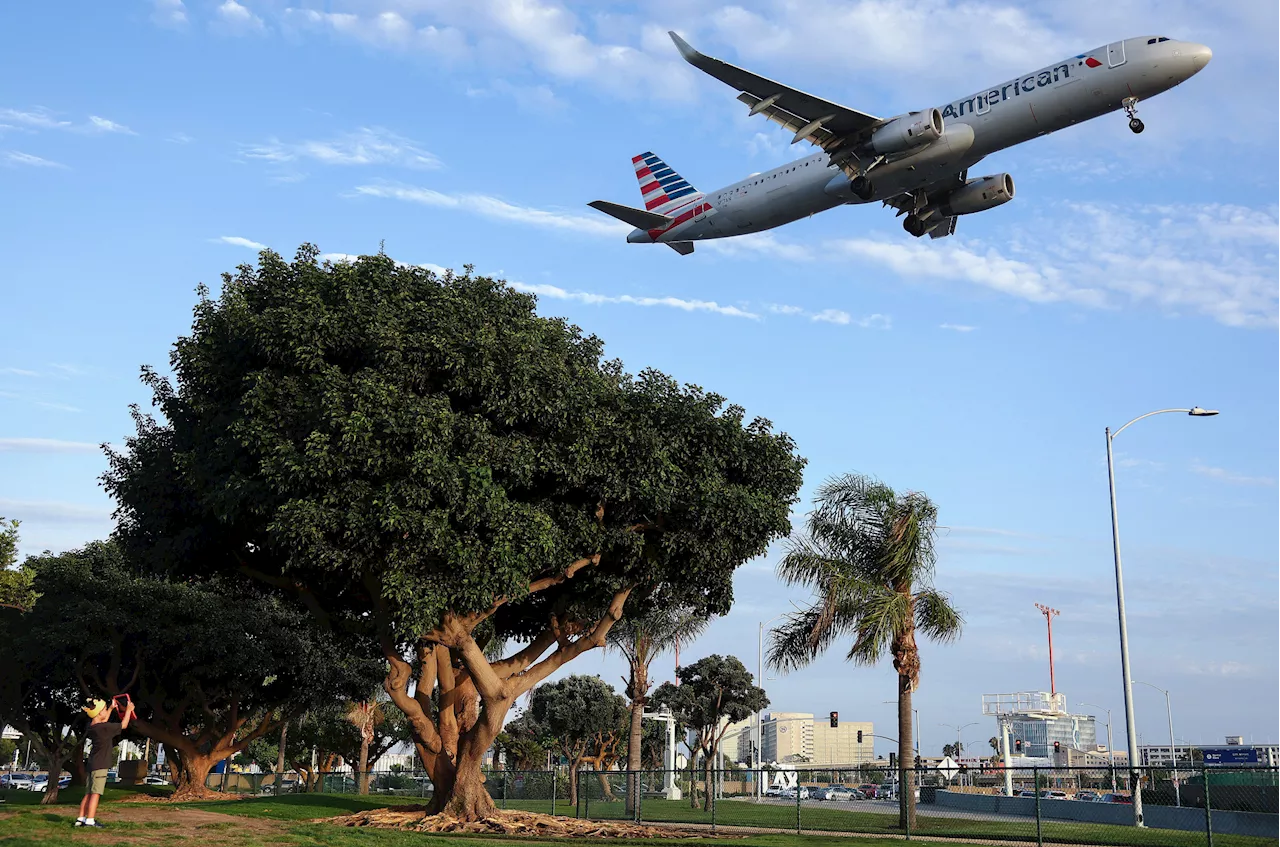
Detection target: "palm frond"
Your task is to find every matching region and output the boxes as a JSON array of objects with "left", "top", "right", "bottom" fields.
[
  {"left": 767, "top": 606, "right": 843, "bottom": 673},
  {"left": 914, "top": 588, "right": 963, "bottom": 643},
  {"left": 845, "top": 588, "right": 910, "bottom": 665}
]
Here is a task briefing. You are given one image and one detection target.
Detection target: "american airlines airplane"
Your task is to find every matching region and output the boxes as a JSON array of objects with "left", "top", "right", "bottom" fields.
[{"left": 589, "top": 32, "right": 1211, "bottom": 254}]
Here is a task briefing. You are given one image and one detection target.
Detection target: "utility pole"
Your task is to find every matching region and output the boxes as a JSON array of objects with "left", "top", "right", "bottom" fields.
[{"left": 1035, "top": 604, "right": 1061, "bottom": 694}]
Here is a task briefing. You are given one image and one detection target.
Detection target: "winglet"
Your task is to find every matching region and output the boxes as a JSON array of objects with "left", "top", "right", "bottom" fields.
[{"left": 668, "top": 31, "right": 702, "bottom": 64}]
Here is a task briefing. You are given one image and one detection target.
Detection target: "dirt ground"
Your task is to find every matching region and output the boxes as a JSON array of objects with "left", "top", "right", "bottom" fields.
[{"left": 0, "top": 803, "right": 295, "bottom": 845}]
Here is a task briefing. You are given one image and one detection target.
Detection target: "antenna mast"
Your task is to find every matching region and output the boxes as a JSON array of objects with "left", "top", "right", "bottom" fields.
[{"left": 1034, "top": 603, "right": 1061, "bottom": 694}]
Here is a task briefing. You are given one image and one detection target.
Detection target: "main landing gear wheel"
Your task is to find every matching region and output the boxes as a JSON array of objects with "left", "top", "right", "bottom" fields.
[
  {"left": 903, "top": 215, "right": 927, "bottom": 238},
  {"left": 850, "top": 175, "right": 875, "bottom": 201},
  {"left": 1122, "top": 97, "right": 1143, "bottom": 134}
]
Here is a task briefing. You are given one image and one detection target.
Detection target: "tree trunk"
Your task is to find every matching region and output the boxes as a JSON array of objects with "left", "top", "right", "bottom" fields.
[
  {"left": 597, "top": 769, "right": 616, "bottom": 801},
  {"left": 275, "top": 722, "right": 288, "bottom": 783},
  {"left": 39, "top": 752, "right": 66, "bottom": 805},
  {"left": 898, "top": 674, "right": 916, "bottom": 830},
  {"left": 68, "top": 739, "right": 86, "bottom": 787},
  {"left": 625, "top": 663, "right": 647, "bottom": 813},
  {"left": 703, "top": 748, "right": 713, "bottom": 811},
  {"left": 170, "top": 752, "right": 222, "bottom": 800},
  {"left": 358, "top": 736, "right": 371, "bottom": 795},
  {"left": 567, "top": 761, "right": 581, "bottom": 809},
  {"left": 687, "top": 753, "right": 698, "bottom": 809}
]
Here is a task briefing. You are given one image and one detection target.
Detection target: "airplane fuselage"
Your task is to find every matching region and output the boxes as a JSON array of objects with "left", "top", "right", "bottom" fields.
[{"left": 628, "top": 36, "right": 1210, "bottom": 245}]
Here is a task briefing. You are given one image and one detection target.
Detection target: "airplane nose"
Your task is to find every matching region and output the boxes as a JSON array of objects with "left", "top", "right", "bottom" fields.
[{"left": 1189, "top": 43, "right": 1212, "bottom": 73}]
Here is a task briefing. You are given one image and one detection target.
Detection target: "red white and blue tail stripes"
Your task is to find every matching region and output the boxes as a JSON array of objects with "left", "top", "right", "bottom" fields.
[{"left": 633, "top": 152, "right": 702, "bottom": 213}]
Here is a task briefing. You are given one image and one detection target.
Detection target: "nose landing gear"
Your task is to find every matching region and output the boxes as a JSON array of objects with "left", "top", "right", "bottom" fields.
[{"left": 1122, "top": 97, "right": 1144, "bottom": 133}]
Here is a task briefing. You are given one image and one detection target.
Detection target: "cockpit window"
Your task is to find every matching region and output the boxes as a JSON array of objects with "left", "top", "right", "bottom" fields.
[
  {"left": 1149, "top": 36, "right": 1171, "bottom": 44},
  {"left": 1158, "top": 36, "right": 1170, "bottom": 42}
]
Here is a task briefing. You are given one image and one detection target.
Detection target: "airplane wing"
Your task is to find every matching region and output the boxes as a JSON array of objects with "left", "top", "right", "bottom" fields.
[{"left": 669, "top": 31, "right": 880, "bottom": 150}]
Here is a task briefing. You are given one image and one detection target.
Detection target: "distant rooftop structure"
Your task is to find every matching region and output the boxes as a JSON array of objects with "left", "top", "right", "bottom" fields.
[{"left": 982, "top": 691, "right": 1067, "bottom": 718}]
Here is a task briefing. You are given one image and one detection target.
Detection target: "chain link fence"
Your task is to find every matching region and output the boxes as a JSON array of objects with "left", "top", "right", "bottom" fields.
[{"left": 203, "top": 763, "right": 1278, "bottom": 845}]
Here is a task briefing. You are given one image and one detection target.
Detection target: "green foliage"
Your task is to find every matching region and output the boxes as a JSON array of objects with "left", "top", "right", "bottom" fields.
[
  {"left": 529, "top": 675, "right": 628, "bottom": 765},
  {"left": 0, "top": 518, "right": 37, "bottom": 612},
  {"left": 768, "top": 473, "right": 963, "bottom": 681},
  {"left": 18, "top": 541, "right": 383, "bottom": 782},
  {"left": 104, "top": 246, "right": 804, "bottom": 645},
  {"left": 651, "top": 654, "right": 768, "bottom": 756},
  {"left": 496, "top": 710, "right": 552, "bottom": 771}
]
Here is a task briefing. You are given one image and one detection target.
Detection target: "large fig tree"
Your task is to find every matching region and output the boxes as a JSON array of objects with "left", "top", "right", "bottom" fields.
[{"left": 104, "top": 247, "right": 805, "bottom": 818}]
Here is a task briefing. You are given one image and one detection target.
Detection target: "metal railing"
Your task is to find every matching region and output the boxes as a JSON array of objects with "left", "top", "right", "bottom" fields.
[{"left": 202, "top": 763, "right": 1278, "bottom": 845}]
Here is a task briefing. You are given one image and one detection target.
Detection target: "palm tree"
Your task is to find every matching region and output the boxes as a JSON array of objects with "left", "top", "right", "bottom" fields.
[
  {"left": 767, "top": 473, "right": 963, "bottom": 830},
  {"left": 608, "top": 604, "right": 710, "bottom": 811},
  {"left": 345, "top": 700, "right": 385, "bottom": 795}
]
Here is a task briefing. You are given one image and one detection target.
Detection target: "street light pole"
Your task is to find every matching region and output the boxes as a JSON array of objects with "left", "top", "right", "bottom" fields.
[
  {"left": 1106, "top": 406, "right": 1217, "bottom": 827},
  {"left": 940, "top": 722, "right": 978, "bottom": 785},
  {"left": 757, "top": 614, "right": 785, "bottom": 802},
  {"left": 1134, "top": 681, "right": 1181, "bottom": 807},
  {"left": 1080, "top": 702, "right": 1116, "bottom": 792},
  {"left": 883, "top": 702, "right": 919, "bottom": 757}
]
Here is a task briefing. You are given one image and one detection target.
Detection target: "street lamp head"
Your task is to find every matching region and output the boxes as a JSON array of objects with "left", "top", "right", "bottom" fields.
[{"left": 1188, "top": 407, "right": 1219, "bottom": 417}]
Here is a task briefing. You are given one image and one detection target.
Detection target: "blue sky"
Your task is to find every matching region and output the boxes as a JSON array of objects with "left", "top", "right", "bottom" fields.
[{"left": 1, "top": 1, "right": 1276, "bottom": 756}]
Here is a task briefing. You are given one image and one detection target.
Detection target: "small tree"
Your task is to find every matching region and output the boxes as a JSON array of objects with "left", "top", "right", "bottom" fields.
[
  {"left": 22, "top": 542, "right": 383, "bottom": 799},
  {"left": 651, "top": 654, "right": 768, "bottom": 812},
  {"left": 0, "top": 518, "right": 35, "bottom": 612},
  {"left": 495, "top": 711, "right": 551, "bottom": 771},
  {"left": 769, "top": 474, "right": 962, "bottom": 829},
  {"left": 346, "top": 700, "right": 384, "bottom": 795},
  {"left": 530, "top": 676, "right": 628, "bottom": 807}
]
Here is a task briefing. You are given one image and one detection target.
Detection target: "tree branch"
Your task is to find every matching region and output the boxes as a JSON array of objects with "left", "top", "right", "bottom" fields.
[{"left": 509, "top": 585, "right": 634, "bottom": 696}]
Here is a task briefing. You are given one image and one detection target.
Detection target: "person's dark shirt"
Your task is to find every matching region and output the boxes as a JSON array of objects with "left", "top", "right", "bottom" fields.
[{"left": 86, "top": 721, "right": 123, "bottom": 772}]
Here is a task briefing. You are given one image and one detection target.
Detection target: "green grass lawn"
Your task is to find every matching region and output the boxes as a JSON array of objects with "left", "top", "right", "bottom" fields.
[{"left": 3, "top": 788, "right": 1274, "bottom": 847}]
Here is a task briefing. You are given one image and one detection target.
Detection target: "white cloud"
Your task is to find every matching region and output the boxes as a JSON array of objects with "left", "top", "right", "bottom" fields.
[
  {"left": 0, "top": 107, "right": 70, "bottom": 130},
  {"left": 1191, "top": 462, "right": 1275, "bottom": 487},
  {"left": 811, "top": 308, "right": 851, "bottom": 325},
  {"left": 854, "top": 313, "right": 891, "bottom": 329},
  {"left": 1, "top": 367, "right": 40, "bottom": 377},
  {"left": 151, "top": 0, "right": 188, "bottom": 28},
  {"left": 2, "top": 150, "right": 67, "bottom": 169},
  {"left": 352, "top": 182, "right": 631, "bottom": 238},
  {"left": 0, "top": 438, "right": 100, "bottom": 454},
  {"left": 215, "top": 0, "right": 265, "bottom": 33},
  {"left": 0, "top": 498, "right": 111, "bottom": 523},
  {"left": 242, "top": 127, "right": 440, "bottom": 171},
  {"left": 940, "top": 323, "right": 977, "bottom": 332},
  {"left": 831, "top": 202, "right": 1279, "bottom": 328},
  {"left": 282, "top": 8, "right": 470, "bottom": 61},
  {"left": 509, "top": 281, "right": 759, "bottom": 320},
  {"left": 166, "top": 132, "right": 194, "bottom": 143},
  {"left": 214, "top": 235, "right": 268, "bottom": 250},
  {"left": 766, "top": 304, "right": 805, "bottom": 316},
  {"left": 85, "top": 115, "right": 135, "bottom": 135}
]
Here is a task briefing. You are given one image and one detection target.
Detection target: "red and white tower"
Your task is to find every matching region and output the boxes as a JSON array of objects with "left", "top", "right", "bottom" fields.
[{"left": 1034, "top": 603, "right": 1061, "bottom": 694}]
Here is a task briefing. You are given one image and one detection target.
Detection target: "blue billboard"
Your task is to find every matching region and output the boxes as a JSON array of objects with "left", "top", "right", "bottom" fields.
[{"left": 1202, "top": 748, "right": 1259, "bottom": 765}]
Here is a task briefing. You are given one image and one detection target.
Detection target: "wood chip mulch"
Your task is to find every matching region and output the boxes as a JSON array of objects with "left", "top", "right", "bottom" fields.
[{"left": 323, "top": 808, "right": 741, "bottom": 838}]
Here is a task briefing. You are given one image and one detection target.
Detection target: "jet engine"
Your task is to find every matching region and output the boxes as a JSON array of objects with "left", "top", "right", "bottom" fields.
[
  {"left": 865, "top": 109, "right": 944, "bottom": 155},
  {"left": 932, "top": 173, "right": 1015, "bottom": 216}
]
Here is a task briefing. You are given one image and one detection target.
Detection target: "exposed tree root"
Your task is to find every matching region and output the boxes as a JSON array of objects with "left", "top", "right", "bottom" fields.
[{"left": 324, "top": 808, "right": 738, "bottom": 838}]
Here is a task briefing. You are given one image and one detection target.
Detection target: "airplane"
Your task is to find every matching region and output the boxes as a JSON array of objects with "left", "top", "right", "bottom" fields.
[{"left": 589, "top": 32, "right": 1211, "bottom": 254}]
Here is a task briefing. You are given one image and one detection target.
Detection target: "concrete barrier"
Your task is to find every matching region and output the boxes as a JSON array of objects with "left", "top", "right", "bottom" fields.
[{"left": 933, "top": 790, "right": 1278, "bottom": 839}]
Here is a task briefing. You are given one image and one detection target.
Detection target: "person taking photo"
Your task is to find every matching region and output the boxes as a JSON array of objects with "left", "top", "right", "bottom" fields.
[{"left": 76, "top": 696, "right": 133, "bottom": 828}]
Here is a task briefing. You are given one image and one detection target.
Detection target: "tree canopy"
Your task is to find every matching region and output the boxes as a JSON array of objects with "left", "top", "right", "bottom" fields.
[
  {"left": 20, "top": 541, "right": 383, "bottom": 799},
  {"left": 0, "top": 517, "right": 35, "bottom": 612},
  {"left": 651, "top": 654, "right": 768, "bottom": 810},
  {"left": 103, "top": 247, "right": 805, "bottom": 817},
  {"left": 529, "top": 675, "right": 629, "bottom": 805}
]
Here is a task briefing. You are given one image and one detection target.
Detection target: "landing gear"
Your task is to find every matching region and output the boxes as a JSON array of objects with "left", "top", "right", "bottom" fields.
[
  {"left": 850, "top": 175, "right": 875, "bottom": 201},
  {"left": 903, "top": 214, "right": 927, "bottom": 238},
  {"left": 1122, "top": 97, "right": 1144, "bottom": 134}
]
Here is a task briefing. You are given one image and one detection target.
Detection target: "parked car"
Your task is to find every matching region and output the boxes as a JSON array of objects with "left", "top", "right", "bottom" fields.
[
  {"left": 764, "top": 786, "right": 786, "bottom": 798},
  {"left": 857, "top": 784, "right": 879, "bottom": 799},
  {"left": 4, "top": 774, "right": 34, "bottom": 790},
  {"left": 143, "top": 776, "right": 171, "bottom": 786},
  {"left": 819, "top": 786, "right": 863, "bottom": 801},
  {"left": 1074, "top": 791, "right": 1099, "bottom": 802},
  {"left": 1100, "top": 793, "right": 1132, "bottom": 804},
  {"left": 779, "top": 786, "right": 811, "bottom": 799},
  {"left": 1018, "top": 790, "right": 1039, "bottom": 797},
  {"left": 34, "top": 776, "right": 71, "bottom": 792},
  {"left": 106, "top": 769, "right": 118, "bottom": 783}
]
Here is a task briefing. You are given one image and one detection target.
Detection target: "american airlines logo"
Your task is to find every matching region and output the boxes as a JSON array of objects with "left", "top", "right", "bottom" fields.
[{"left": 942, "top": 59, "right": 1096, "bottom": 119}]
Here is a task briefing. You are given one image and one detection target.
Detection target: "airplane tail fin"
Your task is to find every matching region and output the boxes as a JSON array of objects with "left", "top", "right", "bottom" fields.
[{"left": 634, "top": 152, "right": 702, "bottom": 213}]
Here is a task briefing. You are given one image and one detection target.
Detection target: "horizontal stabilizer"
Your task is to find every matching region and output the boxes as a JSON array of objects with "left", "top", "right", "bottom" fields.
[
  {"left": 667, "top": 241, "right": 695, "bottom": 256},
  {"left": 588, "top": 200, "right": 671, "bottom": 230}
]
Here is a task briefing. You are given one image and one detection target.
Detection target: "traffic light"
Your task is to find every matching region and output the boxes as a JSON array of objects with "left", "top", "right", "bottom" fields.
[
  {"left": 857, "top": 730, "right": 863, "bottom": 743},
  {"left": 1015, "top": 739, "right": 1023, "bottom": 752},
  {"left": 914, "top": 755, "right": 921, "bottom": 768},
  {"left": 830, "top": 711, "right": 839, "bottom": 728},
  {"left": 1053, "top": 741, "right": 1061, "bottom": 752},
  {"left": 889, "top": 752, "right": 897, "bottom": 768}
]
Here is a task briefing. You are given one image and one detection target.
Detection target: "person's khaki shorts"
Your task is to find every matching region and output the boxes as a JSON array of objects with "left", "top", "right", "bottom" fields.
[{"left": 88, "top": 769, "right": 108, "bottom": 795}]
